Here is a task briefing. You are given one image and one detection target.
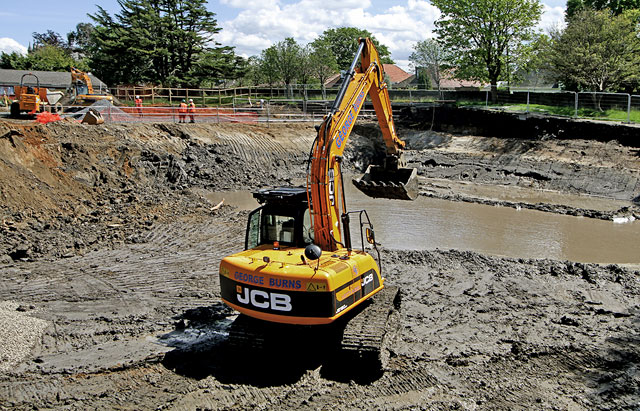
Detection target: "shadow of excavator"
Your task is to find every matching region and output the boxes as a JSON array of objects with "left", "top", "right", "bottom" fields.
[{"left": 159, "top": 302, "right": 388, "bottom": 387}]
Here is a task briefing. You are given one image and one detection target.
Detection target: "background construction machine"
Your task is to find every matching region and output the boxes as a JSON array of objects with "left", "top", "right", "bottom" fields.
[
  {"left": 219, "top": 38, "right": 418, "bottom": 376},
  {"left": 10, "top": 73, "right": 49, "bottom": 118},
  {"left": 68, "top": 67, "right": 113, "bottom": 105}
]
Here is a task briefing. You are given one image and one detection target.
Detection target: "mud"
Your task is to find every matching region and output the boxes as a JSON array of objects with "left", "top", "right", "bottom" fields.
[
  {"left": 0, "top": 121, "right": 312, "bottom": 262},
  {"left": 0, "top": 117, "right": 639, "bottom": 409}
]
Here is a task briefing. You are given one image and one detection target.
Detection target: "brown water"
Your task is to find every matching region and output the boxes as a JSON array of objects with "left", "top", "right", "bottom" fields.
[
  {"left": 426, "top": 178, "right": 631, "bottom": 212},
  {"left": 206, "top": 187, "right": 640, "bottom": 264}
]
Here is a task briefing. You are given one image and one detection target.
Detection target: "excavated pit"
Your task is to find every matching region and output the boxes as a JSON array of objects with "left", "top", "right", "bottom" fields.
[{"left": 0, "top": 116, "right": 639, "bottom": 409}]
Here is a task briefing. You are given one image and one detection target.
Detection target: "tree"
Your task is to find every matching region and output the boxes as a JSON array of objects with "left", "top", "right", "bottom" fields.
[
  {"left": 89, "top": 4, "right": 151, "bottom": 85},
  {"left": 0, "top": 29, "right": 88, "bottom": 72},
  {"left": 314, "top": 27, "right": 393, "bottom": 70},
  {"left": 193, "top": 49, "right": 245, "bottom": 87},
  {"left": 297, "top": 45, "right": 315, "bottom": 86},
  {"left": 32, "top": 30, "right": 68, "bottom": 51},
  {"left": 271, "top": 37, "right": 302, "bottom": 92},
  {"left": 259, "top": 47, "right": 280, "bottom": 87},
  {"left": 431, "top": 0, "right": 543, "bottom": 100},
  {"left": 511, "top": 33, "right": 554, "bottom": 88},
  {"left": 244, "top": 55, "right": 266, "bottom": 86},
  {"left": 549, "top": 9, "right": 640, "bottom": 95},
  {"left": 414, "top": 68, "right": 432, "bottom": 90},
  {"left": 89, "top": 0, "right": 234, "bottom": 86},
  {"left": 0, "top": 52, "right": 28, "bottom": 70},
  {"left": 309, "top": 39, "right": 339, "bottom": 98},
  {"left": 566, "top": 0, "right": 640, "bottom": 18},
  {"left": 409, "top": 39, "right": 450, "bottom": 94},
  {"left": 67, "top": 23, "right": 95, "bottom": 56},
  {"left": 26, "top": 45, "right": 80, "bottom": 71}
]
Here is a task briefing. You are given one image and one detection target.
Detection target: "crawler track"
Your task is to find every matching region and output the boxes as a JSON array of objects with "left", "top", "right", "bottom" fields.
[
  {"left": 227, "top": 286, "right": 401, "bottom": 379},
  {"left": 339, "top": 286, "right": 401, "bottom": 373}
]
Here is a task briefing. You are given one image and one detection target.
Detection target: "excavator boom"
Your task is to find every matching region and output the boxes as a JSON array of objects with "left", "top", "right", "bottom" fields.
[{"left": 308, "top": 37, "right": 418, "bottom": 251}]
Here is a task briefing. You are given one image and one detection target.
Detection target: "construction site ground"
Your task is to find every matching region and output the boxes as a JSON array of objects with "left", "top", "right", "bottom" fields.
[{"left": 0, "top": 117, "right": 639, "bottom": 410}]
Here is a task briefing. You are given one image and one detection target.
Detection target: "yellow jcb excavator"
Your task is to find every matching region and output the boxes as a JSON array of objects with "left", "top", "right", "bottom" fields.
[
  {"left": 69, "top": 67, "right": 113, "bottom": 104},
  {"left": 219, "top": 38, "right": 418, "bottom": 373}
]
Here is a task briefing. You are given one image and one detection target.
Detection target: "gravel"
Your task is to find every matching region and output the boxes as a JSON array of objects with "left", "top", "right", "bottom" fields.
[{"left": 0, "top": 301, "right": 49, "bottom": 373}]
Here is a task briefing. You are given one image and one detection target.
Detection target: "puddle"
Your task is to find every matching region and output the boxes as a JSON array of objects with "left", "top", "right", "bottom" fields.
[
  {"left": 156, "top": 317, "right": 235, "bottom": 351},
  {"left": 207, "top": 185, "right": 640, "bottom": 264},
  {"left": 205, "top": 191, "right": 259, "bottom": 211}
]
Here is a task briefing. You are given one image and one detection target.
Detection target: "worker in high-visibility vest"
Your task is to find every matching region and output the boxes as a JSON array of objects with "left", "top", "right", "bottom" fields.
[
  {"left": 178, "top": 99, "right": 187, "bottom": 123},
  {"left": 188, "top": 99, "right": 196, "bottom": 123},
  {"left": 135, "top": 95, "right": 143, "bottom": 117}
]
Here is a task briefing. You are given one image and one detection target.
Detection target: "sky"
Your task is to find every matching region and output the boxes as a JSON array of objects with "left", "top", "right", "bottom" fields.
[{"left": 0, "top": 0, "right": 566, "bottom": 72}]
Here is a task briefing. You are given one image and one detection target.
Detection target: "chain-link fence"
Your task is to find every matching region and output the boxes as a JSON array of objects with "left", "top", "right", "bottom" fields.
[
  {"left": 105, "top": 85, "right": 640, "bottom": 125},
  {"left": 55, "top": 99, "right": 380, "bottom": 125},
  {"left": 482, "top": 91, "right": 638, "bottom": 123}
]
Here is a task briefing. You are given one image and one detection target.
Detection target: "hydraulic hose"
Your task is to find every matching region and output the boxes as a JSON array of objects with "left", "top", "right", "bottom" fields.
[{"left": 330, "top": 39, "right": 366, "bottom": 114}]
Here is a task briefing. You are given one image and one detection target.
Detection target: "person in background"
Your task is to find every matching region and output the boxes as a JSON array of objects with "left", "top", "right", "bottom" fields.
[
  {"left": 135, "top": 95, "right": 143, "bottom": 117},
  {"left": 178, "top": 99, "right": 187, "bottom": 123},
  {"left": 188, "top": 99, "right": 196, "bottom": 123}
]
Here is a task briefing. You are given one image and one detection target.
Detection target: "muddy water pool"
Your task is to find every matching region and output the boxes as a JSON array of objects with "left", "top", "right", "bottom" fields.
[{"left": 206, "top": 186, "right": 640, "bottom": 264}]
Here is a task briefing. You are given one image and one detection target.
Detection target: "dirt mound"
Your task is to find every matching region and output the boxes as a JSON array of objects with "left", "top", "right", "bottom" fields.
[{"left": 0, "top": 120, "right": 314, "bottom": 261}]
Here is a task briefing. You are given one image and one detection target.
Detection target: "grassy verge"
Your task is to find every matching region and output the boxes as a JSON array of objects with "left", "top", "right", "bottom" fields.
[{"left": 457, "top": 101, "right": 640, "bottom": 123}]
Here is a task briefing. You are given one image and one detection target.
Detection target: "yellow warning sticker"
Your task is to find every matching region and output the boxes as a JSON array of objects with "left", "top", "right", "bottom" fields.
[{"left": 306, "top": 282, "right": 327, "bottom": 292}]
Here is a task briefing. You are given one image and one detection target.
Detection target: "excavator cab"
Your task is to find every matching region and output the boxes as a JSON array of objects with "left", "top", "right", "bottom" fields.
[
  {"left": 69, "top": 67, "right": 113, "bottom": 105},
  {"left": 246, "top": 187, "right": 314, "bottom": 249},
  {"left": 74, "top": 81, "right": 89, "bottom": 98}
]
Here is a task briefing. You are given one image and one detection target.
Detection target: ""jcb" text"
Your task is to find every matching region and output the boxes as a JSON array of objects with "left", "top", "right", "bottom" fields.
[{"left": 237, "top": 288, "right": 292, "bottom": 312}]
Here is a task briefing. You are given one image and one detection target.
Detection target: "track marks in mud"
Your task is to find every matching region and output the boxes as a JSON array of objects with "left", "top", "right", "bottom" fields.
[
  {"left": 213, "top": 130, "right": 310, "bottom": 163},
  {"left": 381, "top": 249, "right": 640, "bottom": 409},
  {"left": 1, "top": 238, "right": 638, "bottom": 409},
  {"left": 0, "top": 217, "right": 245, "bottom": 381}
]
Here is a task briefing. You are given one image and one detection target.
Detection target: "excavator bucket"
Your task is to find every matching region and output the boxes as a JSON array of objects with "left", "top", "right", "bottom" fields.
[{"left": 352, "top": 165, "right": 419, "bottom": 201}]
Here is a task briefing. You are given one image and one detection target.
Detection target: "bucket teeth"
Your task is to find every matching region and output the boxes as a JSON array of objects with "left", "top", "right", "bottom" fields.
[{"left": 352, "top": 165, "right": 419, "bottom": 201}]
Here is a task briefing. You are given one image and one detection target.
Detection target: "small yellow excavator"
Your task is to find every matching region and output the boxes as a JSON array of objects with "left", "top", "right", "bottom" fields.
[
  {"left": 219, "top": 38, "right": 418, "bottom": 373},
  {"left": 69, "top": 67, "right": 113, "bottom": 104}
]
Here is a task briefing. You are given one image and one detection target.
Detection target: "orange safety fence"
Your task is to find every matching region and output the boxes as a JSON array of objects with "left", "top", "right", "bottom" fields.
[
  {"left": 36, "top": 111, "right": 62, "bottom": 124},
  {"left": 111, "top": 106, "right": 260, "bottom": 123}
]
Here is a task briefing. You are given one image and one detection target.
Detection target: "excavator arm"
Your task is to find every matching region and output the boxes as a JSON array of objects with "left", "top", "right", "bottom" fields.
[{"left": 308, "top": 38, "right": 418, "bottom": 252}]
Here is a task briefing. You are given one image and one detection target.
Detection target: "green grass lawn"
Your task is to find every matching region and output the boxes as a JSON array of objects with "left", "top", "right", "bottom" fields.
[{"left": 458, "top": 101, "right": 640, "bottom": 123}]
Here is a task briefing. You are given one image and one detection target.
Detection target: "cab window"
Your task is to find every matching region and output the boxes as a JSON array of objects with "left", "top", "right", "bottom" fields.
[
  {"left": 262, "top": 214, "right": 296, "bottom": 244},
  {"left": 302, "top": 208, "right": 314, "bottom": 245},
  {"left": 245, "top": 208, "right": 261, "bottom": 249}
]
